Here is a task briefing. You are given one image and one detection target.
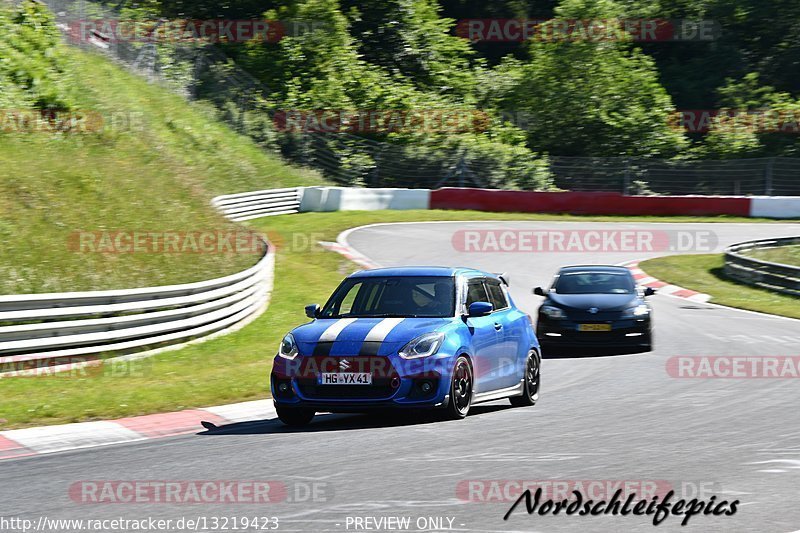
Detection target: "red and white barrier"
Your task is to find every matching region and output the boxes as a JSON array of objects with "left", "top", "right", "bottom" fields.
[
  {"left": 215, "top": 187, "right": 799, "bottom": 220},
  {"left": 429, "top": 189, "right": 754, "bottom": 217},
  {"left": 749, "top": 196, "right": 800, "bottom": 219}
]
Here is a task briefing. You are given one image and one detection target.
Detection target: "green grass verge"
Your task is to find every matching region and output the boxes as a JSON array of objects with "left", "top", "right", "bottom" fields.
[
  {"left": 744, "top": 244, "right": 800, "bottom": 267},
  {"left": 0, "top": 209, "right": 793, "bottom": 430},
  {"left": 0, "top": 48, "right": 323, "bottom": 295},
  {"left": 640, "top": 253, "right": 800, "bottom": 319}
]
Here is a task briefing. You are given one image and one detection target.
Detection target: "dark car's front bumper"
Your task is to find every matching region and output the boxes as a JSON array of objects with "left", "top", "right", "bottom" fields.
[{"left": 537, "top": 317, "right": 651, "bottom": 347}]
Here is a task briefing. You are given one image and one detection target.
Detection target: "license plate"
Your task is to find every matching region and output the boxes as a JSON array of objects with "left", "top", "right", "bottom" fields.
[
  {"left": 319, "top": 373, "right": 372, "bottom": 385},
  {"left": 579, "top": 323, "right": 612, "bottom": 332}
]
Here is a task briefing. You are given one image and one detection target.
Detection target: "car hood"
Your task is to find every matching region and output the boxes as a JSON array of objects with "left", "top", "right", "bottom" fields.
[
  {"left": 547, "top": 293, "right": 638, "bottom": 312},
  {"left": 292, "top": 317, "right": 450, "bottom": 356}
]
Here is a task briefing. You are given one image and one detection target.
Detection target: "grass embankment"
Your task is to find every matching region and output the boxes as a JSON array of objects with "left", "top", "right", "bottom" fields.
[
  {"left": 744, "top": 244, "right": 800, "bottom": 267},
  {"left": 640, "top": 254, "right": 800, "bottom": 319},
  {"left": 0, "top": 209, "right": 792, "bottom": 429},
  {"left": 0, "top": 2, "right": 322, "bottom": 295}
]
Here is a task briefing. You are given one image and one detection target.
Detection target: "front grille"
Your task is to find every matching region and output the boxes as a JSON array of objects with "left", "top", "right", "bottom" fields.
[
  {"left": 567, "top": 311, "right": 622, "bottom": 321},
  {"left": 296, "top": 355, "right": 398, "bottom": 400},
  {"left": 296, "top": 380, "right": 396, "bottom": 399}
]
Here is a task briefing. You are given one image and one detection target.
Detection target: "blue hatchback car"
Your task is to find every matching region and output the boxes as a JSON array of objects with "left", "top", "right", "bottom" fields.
[{"left": 271, "top": 267, "right": 541, "bottom": 426}]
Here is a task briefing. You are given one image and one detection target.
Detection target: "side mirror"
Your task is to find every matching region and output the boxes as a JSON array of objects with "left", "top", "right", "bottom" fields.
[
  {"left": 468, "top": 301, "right": 493, "bottom": 317},
  {"left": 305, "top": 304, "right": 320, "bottom": 318},
  {"left": 533, "top": 287, "right": 546, "bottom": 296},
  {"left": 644, "top": 287, "right": 656, "bottom": 297}
]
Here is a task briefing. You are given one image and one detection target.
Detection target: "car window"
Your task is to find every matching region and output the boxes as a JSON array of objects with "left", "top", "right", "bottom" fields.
[
  {"left": 412, "top": 281, "right": 437, "bottom": 307},
  {"left": 466, "top": 279, "right": 490, "bottom": 306},
  {"left": 336, "top": 281, "right": 362, "bottom": 315},
  {"left": 486, "top": 280, "right": 509, "bottom": 310},
  {"left": 553, "top": 271, "right": 635, "bottom": 294},
  {"left": 320, "top": 276, "right": 455, "bottom": 318}
]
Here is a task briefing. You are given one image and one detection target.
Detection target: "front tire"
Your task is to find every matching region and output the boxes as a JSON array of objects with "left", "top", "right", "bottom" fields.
[
  {"left": 641, "top": 329, "right": 653, "bottom": 351},
  {"left": 444, "top": 356, "right": 473, "bottom": 420},
  {"left": 510, "top": 351, "right": 540, "bottom": 407},
  {"left": 276, "top": 405, "right": 315, "bottom": 427}
]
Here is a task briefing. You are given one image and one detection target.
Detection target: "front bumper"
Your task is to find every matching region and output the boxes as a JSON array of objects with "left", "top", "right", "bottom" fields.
[
  {"left": 537, "top": 317, "right": 651, "bottom": 347},
  {"left": 271, "top": 353, "right": 455, "bottom": 411}
]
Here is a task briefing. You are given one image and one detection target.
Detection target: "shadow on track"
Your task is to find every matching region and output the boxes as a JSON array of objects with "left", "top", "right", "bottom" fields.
[
  {"left": 197, "top": 404, "right": 513, "bottom": 436},
  {"left": 542, "top": 345, "right": 652, "bottom": 359}
]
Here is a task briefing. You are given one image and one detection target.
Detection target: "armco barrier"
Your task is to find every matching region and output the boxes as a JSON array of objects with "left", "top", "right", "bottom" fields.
[
  {"left": 429, "top": 189, "right": 753, "bottom": 217},
  {"left": 214, "top": 186, "right": 800, "bottom": 220},
  {"left": 750, "top": 197, "right": 800, "bottom": 219},
  {"left": 724, "top": 237, "right": 800, "bottom": 297},
  {"left": 0, "top": 240, "right": 273, "bottom": 376},
  {"left": 299, "top": 187, "right": 431, "bottom": 212},
  {"left": 212, "top": 188, "right": 303, "bottom": 222}
]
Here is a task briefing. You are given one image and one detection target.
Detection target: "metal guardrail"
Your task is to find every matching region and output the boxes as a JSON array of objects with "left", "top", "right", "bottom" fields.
[
  {"left": 0, "top": 239, "right": 273, "bottom": 376},
  {"left": 724, "top": 237, "right": 800, "bottom": 297},
  {"left": 212, "top": 188, "right": 303, "bottom": 222}
]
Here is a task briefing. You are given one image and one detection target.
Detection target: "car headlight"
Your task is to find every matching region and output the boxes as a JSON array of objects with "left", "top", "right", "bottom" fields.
[
  {"left": 622, "top": 304, "right": 650, "bottom": 318},
  {"left": 541, "top": 305, "right": 566, "bottom": 319},
  {"left": 278, "top": 333, "right": 299, "bottom": 360},
  {"left": 399, "top": 332, "right": 445, "bottom": 360}
]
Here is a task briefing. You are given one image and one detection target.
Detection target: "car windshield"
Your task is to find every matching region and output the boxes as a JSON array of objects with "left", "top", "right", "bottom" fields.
[
  {"left": 320, "top": 276, "right": 455, "bottom": 318},
  {"left": 553, "top": 271, "right": 635, "bottom": 295}
]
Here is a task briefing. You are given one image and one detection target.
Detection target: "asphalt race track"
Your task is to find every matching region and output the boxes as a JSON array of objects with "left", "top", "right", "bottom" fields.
[{"left": 2, "top": 221, "right": 800, "bottom": 533}]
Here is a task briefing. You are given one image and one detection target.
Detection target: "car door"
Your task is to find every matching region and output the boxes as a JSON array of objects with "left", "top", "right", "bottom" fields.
[
  {"left": 485, "top": 279, "right": 525, "bottom": 389},
  {"left": 464, "top": 277, "right": 501, "bottom": 393}
]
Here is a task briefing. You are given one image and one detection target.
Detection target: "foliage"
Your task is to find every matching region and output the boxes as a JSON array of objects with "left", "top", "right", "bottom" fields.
[{"left": 7, "top": 0, "right": 800, "bottom": 186}]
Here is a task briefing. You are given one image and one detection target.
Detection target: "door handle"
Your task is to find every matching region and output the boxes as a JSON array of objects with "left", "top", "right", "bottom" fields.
[{"left": 494, "top": 323, "right": 503, "bottom": 331}]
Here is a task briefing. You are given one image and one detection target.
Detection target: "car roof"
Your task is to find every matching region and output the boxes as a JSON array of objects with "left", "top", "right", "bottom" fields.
[
  {"left": 348, "top": 266, "right": 494, "bottom": 279},
  {"left": 557, "top": 265, "right": 632, "bottom": 274}
]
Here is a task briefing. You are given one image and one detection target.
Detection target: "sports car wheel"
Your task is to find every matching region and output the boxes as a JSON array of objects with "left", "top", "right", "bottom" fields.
[
  {"left": 276, "top": 405, "right": 315, "bottom": 427},
  {"left": 642, "top": 330, "right": 653, "bottom": 351},
  {"left": 445, "top": 356, "right": 473, "bottom": 419},
  {"left": 510, "top": 351, "right": 540, "bottom": 407}
]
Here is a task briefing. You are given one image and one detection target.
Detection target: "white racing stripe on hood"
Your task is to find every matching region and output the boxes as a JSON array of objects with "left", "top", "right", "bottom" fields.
[
  {"left": 364, "top": 318, "right": 405, "bottom": 342},
  {"left": 318, "top": 318, "right": 358, "bottom": 342}
]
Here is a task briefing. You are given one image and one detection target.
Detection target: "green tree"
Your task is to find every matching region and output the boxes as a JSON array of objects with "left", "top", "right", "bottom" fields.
[
  {"left": 489, "top": 0, "right": 687, "bottom": 157},
  {"left": 341, "top": 0, "right": 480, "bottom": 101},
  {"left": 695, "top": 73, "right": 800, "bottom": 158}
]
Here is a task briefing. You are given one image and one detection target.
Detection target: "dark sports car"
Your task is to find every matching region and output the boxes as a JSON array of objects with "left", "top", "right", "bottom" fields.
[{"left": 534, "top": 265, "right": 655, "bottom": 351}]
